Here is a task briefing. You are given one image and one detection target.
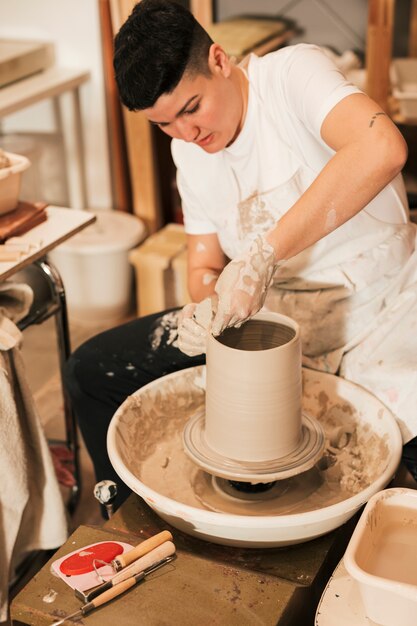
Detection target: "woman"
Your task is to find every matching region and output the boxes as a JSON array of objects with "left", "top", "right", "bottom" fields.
[{"left": 65, "top": 0, "right": 417, "bottom": 510}]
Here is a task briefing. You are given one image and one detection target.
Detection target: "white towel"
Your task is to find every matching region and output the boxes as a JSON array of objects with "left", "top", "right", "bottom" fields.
[
  {"left": 0, "top": 281, "right": 68, "bottom": 621},
  {"left": 0, "top": 280, "right": 33, "bottom": 325}
]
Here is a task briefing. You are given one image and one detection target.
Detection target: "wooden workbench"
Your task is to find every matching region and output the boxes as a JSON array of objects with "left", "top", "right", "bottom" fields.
[
  {"left": 0, "top": 205, "right": 95, "bottom": 281},
  {"left": 10, "top": 493, "right": 357, "bottom": 626}
]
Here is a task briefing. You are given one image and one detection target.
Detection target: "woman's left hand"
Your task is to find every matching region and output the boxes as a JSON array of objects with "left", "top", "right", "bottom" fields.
[
  {"left": 176, "top": 296, "right": 217, "bottom": 356},
  {"left": 211, "top": 234, "right": 278, "bottom": 336}
]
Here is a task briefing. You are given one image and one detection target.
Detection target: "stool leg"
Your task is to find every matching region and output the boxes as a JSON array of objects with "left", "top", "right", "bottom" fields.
[{"left": 35, "top": 258, "right": 81, "bottom": 514}]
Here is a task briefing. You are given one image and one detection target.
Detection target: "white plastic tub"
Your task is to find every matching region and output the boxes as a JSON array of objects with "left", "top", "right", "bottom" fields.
[
  {"left": 344, "top": 488, "right": 417, "bottom": 626},
  {"left": 48, "top": 210, "right": 146, "bottom": 322},
  {"left": 0, "top": 151, "right": 31, "bottom": 214},
  {"left": 391, "top": 58, "right": 417, "bottom": 120}
]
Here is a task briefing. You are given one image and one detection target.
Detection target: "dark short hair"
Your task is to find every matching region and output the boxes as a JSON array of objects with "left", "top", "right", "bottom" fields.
[{"left": 114, "top": 0, "right": 214, "bottom": 111}]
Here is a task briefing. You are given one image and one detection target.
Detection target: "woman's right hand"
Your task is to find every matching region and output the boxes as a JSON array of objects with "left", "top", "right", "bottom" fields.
[{"left": 176, "top": 297, "right": 217, "bottom": 357}]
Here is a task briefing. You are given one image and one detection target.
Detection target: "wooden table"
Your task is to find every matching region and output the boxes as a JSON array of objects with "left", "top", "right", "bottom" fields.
[
  {"left": 0, "top": 67, "right": 90, "bottom": 210},
  {"left": 0, "top": 205, "right": 95, "bottom": 281},
  {"left": 10, "top": 493, "right": 357, "bottom": 626}
]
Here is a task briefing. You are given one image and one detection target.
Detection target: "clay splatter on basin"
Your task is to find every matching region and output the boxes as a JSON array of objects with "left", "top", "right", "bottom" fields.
[
  {"left": 108, "top": 366, "right": 401, "bottom": 546},
  {"left": 112, "top": 366, "right": 390, "bottom": 516}
]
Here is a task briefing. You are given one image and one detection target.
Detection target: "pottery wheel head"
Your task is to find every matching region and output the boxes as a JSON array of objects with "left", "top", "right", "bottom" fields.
[{"left": 182, "top": 409, "right": 326, "bottom": 482}]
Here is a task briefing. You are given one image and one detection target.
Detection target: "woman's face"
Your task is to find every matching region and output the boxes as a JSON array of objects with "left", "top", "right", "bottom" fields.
[{"left": 143, "top": 45, "right": 247, "bottom": 153}]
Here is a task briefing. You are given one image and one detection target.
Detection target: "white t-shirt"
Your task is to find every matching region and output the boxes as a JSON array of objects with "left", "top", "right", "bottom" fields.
[
  {"left": 171, "top": 44, "right": 409, "bottom": 263},
  {"left": 171, "top": 44, "right": 417, "bottom": 361}
]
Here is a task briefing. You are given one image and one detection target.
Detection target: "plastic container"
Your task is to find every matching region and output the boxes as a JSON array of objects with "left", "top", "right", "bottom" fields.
[
  {"left": 0, "top": 151, "right": 31, "bottom": 214},
  {"left": 391, "top": 58, "right": 417, "bottom": 120},
  {"left": 344, "top": 488, "right": 417, "bottom": 626},
  {"left": 48, "top": 210, "right": 146, "bottom": 322}
]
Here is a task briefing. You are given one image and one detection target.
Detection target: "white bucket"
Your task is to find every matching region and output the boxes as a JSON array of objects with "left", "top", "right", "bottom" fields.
[{"left": 48, "top": 210, "right": 146, "bottom": 322}]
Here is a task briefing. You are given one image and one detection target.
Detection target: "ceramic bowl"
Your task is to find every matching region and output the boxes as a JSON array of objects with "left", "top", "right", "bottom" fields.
[{"left": 108, "top": 366, "right": 402, "bottom": 548}]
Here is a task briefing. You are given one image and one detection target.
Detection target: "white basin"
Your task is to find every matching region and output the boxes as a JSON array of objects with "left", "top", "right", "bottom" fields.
[{"left": 107, "top": 366, "right": 402, "bottom": 548}]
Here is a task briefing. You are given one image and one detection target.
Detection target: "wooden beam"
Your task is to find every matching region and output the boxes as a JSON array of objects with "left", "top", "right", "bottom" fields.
[
  {"left": 366, "top": 0, "right": 395, "bottom": 112},
  {"left": 109, "top": 0, "right": 163, "bottom": 233},
  {"left": 190, "top": 0, "right": 213, "bottom": 29},
  {"left": 98, "top": 0, "right": 131, "bottom": 212},
  {"left": 410, "top": 0, "right": 417, "bottom": 57}
]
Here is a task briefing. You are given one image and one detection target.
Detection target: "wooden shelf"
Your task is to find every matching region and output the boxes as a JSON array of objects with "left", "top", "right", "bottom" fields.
[{"left": 207, "top": 16, "right": 295, "bottom": 61}]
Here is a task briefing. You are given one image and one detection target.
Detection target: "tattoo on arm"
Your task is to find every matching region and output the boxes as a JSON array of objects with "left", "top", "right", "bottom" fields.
[{"left": 369, "top": 112, "right": 386, "bottom": 128}]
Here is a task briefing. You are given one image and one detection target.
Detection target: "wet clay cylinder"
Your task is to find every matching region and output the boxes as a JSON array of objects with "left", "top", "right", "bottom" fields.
[{"left": 205, "top": 311, "right": 302, "bottom": 462}]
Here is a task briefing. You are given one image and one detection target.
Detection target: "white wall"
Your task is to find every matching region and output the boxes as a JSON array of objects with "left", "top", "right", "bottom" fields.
[{"left": 0, "top": 0, "right": 112, "bottom": 209}]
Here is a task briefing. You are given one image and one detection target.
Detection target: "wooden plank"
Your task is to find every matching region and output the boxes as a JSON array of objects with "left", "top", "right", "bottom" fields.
[
  {"left": 410, "top": 0, "right": 417, "bottom": 57},
  {"left": 123, "top": 110, "right": 162, "bottom": 233},
  {"left": 251, "top": 29, "right": 295, "bottom": 59},
  {"left": 110, "top": 0, "right": 163, "bottom": 233},
  {"left": 207, "top": 17, "right": 290, "bottom": 59},
  {"left": 98, "top": 0, "right": 131, "bottom": 212}
]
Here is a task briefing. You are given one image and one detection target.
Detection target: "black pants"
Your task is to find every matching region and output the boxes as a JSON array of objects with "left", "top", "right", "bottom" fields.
[
  {"left": 64, "top": 308, "right": 417, "bottom": 511},
  {"left": 402, "top": 437, "right": 417, "bottom": 481},
  {"left": 63, "top": 308, "right": 205, "bottom": 510}
]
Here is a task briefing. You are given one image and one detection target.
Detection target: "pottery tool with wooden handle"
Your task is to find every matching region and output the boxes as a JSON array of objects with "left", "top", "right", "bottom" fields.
[
  {"left": 111, "top": 529, "right": 173, "bottom": 571},
  {"left": 51, "top": 553, "right": 175, "bottom": 626},
  {"left": 75, "top": 540, "right": 176, "bottom": 602}
]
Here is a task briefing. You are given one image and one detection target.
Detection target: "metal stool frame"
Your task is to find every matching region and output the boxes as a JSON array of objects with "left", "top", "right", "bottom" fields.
[{"left": 16, "top": 256, "right": 81, "bottom": 514}]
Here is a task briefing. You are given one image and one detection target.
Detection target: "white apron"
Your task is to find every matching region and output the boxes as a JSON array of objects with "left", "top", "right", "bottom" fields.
[{"left": 216, "top": 76, "right": 417, "bottom": 442}]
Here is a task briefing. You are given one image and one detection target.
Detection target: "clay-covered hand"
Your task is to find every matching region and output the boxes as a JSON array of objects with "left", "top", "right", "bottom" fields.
[
  {"left": 176, "top": 297, "right": 217, "bottom": 357},
  {"left": 211, "top": 234, "right": 278, "bottom": 336}
]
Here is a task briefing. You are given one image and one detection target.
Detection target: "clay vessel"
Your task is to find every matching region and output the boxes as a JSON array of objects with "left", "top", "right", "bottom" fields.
[{"left": 205, "top": 311, "right": 302, "bottom": 462}]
